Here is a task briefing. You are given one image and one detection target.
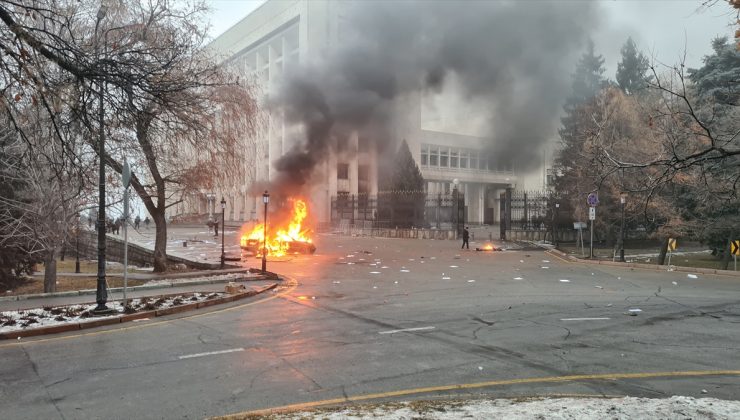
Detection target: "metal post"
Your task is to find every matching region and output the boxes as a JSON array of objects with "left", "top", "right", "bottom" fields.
[
  {"left": 75, "top": 215, "right": 81, "bottom": 273},
  {"left": 261, "top": 191, "right": 269, "bottom": 273},
  {"left": 221, "top": 199, "right": 225, "bottom": 269},
  {"left": 589, "top": 219, "right": 594, "bottom": 259},
  {"left": 619, "top": 197, "right": 626, "bottom": 262},
  {"left": 94, "top": 9, "right": 110, "bottom": 314},
  {"left": 123, "top": 188, "right": 129, "bottom": 303}
]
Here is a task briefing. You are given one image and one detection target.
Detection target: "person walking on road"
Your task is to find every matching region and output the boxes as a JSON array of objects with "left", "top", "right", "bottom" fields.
[
  {"left": 134, "top": 215, "right": 141, "bottom": 229},
  {"left": 462, "top": 226, "right": 470, "bottom": 249}
]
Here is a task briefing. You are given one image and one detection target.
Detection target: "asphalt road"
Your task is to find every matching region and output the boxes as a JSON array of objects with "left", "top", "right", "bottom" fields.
[{"left": 2, "top": 233, "right": 740, "bottom": 419}]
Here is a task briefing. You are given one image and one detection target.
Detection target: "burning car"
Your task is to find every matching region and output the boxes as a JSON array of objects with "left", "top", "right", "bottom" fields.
[{"left": 240, "top": 198, "right": 316, "bottom": 257}]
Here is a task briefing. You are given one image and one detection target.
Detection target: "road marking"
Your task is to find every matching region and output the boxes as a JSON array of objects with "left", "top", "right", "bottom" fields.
[
  {"left": 211, "top": 369, "right": 740, "bottom": 419},
  {"left": 560, "top": 318, "right": 611, "bottom": 321},
  {"left": 178, "top": 348, "right": 244, "bottom": 360},
  {"left": 0, "top": 277, "right": 298, "bottom": 348},
  {"left": 378, "top": 326, "right": 435, "bottom": 335}
]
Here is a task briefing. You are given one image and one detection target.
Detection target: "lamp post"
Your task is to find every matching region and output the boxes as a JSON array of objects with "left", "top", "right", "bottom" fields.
[
  {"left": 619, "top": 194, "right": 626, "bottom": 262},
  {"left": 93, "top": 5, "right": 112, "bottom": 314},
  {"left": 262, "top": 191, "right": 269, "bottom": 273},
  {"left": 554, "top": 202, "right": 560, "bottom": 247},
  {"left": 452, "top": 179, "right": 460, "bottom": 236},
  {"left": 220, "top": 197, "right": 226, "bottom": 269},
  {"left": 75, "top": 213, "right": 81, "bottom": 274}
]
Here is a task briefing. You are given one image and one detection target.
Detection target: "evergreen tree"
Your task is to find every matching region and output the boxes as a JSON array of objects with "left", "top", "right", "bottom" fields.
[
  {"left": 383, "top": 139, "right": 425, "bottom": 192},
  {"left": 616, "top": 37, "right": 650, "bottom": 95},
  {"left": 555, "top": 39, "right": 606, "bottom": 185},
  {"left": 689, "top": 37, "right": 740, "bottom": 107}
]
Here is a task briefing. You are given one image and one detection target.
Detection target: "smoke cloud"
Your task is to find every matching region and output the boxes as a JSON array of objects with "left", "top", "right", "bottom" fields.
[{"left": 272, "top": 0, "right": 601, "bottom": 191}]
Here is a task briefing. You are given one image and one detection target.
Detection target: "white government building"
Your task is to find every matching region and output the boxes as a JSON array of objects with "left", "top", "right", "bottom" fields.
[{"left": 182, "top": 0, "right": 550, "bottom": 226}]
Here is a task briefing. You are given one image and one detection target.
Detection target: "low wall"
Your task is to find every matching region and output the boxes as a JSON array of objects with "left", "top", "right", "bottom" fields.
[
  {"left": 334, "top": 224, "right": 458, "bottom": 240},
  {"left": 67, "top": 231, "right": 225, "bottom": 270},
  {"left": 504, "top": 229, "right": 577, "bottom": 242}
]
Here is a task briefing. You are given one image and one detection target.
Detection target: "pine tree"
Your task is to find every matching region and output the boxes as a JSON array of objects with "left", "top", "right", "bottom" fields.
[
  {"left": 554, "top": 40, "right": 606, "bottom": 222},
  {"left": 383, "top": 139, "right": 425, "bottom": 192},
  {"left": 616, "top": 37, "right": 650, "bottom": 95}
]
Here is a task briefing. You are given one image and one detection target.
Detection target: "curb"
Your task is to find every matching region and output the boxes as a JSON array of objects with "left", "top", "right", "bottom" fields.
[
  {"left": 0, "top": 271, "right": 275, "bottom": 302},
  {"left": 0, "top": 283, "right": 278, "bottom": 340},
  {"left": 546, "top": 248, "right": 740, "bottom": 277}
]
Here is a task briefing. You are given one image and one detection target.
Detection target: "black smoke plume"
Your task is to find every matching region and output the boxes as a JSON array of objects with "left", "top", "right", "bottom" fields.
[{"left": 272, "top": 0, "right": 601, "bottom": 191}]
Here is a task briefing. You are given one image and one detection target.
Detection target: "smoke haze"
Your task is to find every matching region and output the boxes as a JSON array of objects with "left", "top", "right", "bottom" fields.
[{"left": 272, "top": 0, "right": 601, "bottom": 191}]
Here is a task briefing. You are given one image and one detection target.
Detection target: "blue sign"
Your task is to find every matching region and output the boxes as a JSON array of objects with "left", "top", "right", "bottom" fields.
[{"left": 587, "top": 192, "right": 599, "bottom": 207}]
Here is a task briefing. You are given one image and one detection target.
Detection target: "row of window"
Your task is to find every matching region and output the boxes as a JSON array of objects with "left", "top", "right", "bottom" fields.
[{"left": 420, "top": 144, "right": 513, "bottom": 172}]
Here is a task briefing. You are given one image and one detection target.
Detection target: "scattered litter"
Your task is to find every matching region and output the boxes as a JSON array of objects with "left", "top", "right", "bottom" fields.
[
  {"left": 591, "top": 273, "right": 595, "bottom": 276},
  {"left": 442, "top": 277, "right": 451, "bottom": 280},
  {"left": 311, "top": 296, "right": 316, "bottom": 300},
  {"left": 381, "top": 266, "right": 389, "bottom": 269},
  {"left": 513, "top": 277, "right": 523, "bottom": 280},
  {"left": 629, "top": 308, "right": 642, "bottom": 312},
  {"left": 450, "top": 265, "right": 459, "bottom": 268},
  {"left": 702, "top": 389, "right": 708, "bottom": 394},
  {"left": 394, "top": 281, "right": 398, "bottom": 284},
  {"left": 594, "top": 285, "right": 603, "bottom": 289},
  {"left": 454, "top": 255, "right": 461, "bottom": 259},
  {"left": 420, "top": 261, "right": 425, "bottom": 264},
  {"left": 478, "top": 366, "right": 483, "bottom": 371},
  {"left": 541, "top": 266, "right": 549, "bottom": 269},
  {"left": 400, "top": 269, "right": 410, "bottom": 273},
  {"left": 373, "top": 286, "right": 377, "bottom": 289},
  {"left": 409, "top": 259, "right": 415, "bottom": 261},
  {"left": 370, "top": 271, "right": 381, "bottom": 274},
  {"left": 333, "top": 281, "right": 341, "bottom": 284},
  {"left": 430, "top": 257, "right": 436, "bottom": 260},
  {"left": 687, "top": 274, "right": 698, "bottom": 279},
  {"left": 520, "top": 260, "right": 524, "bottom": 263},
  {"left": 132, "top": 318, "right": 150, "bottom": 322},
  {"left": 542, "top": 260, "right": 550, "bottom": 263},
  {"left": 347, "top": 262, "right": 355, "bottom": 265},
  {"left": 347, "top": 255, "right": 355, "bottom": 258},
  {"left": 467, "top": 280, "right": 476, "bottom": 283},
  {"left": 617, "top": 277, "right": 621, "bottom": 280},
  {"left": 559, "top": 279, "right": 570, "bottom": 283},
  {"left": 672, "top": 281, "right": 678, "bottom": 285},
  {"left": 606, "top": 303, "right": 613, "bottom": 307}
]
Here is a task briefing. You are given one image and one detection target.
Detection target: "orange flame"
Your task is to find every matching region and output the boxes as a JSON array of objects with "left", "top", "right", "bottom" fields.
[
  {"left": 241, "top": 198, "right": 313, "bottom": 257},
  {"left": 482, "top": 243, "right": 494, "bottom": 250}
]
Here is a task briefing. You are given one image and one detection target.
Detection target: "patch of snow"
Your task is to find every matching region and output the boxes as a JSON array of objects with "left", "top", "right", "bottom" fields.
[{"left": 274, "top": 396, "right": 740, "bottom": 419}]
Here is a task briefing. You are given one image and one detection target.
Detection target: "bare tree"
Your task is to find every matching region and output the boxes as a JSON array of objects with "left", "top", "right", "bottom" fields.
[{"left": 0, "top": 0, "right": 259, "bottom": 272}]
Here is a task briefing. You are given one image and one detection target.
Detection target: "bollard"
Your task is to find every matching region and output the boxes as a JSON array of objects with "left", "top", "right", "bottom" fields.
[{"left": 183, "top": 241, "right": 187, "bottom": 247}]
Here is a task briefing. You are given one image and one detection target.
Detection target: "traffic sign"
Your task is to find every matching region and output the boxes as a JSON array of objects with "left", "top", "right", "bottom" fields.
[
  {"left": 588, "top": 207, "right": 595, "bottom": 221},
  {"left": 731, "top": 240, "right": 740, "bottom": 256},
  {"left": 587, "top": 192, "right": 599, "bottom": 207},
  {"left": 668, "top": 238, "right": 677, "bottom": 251}
]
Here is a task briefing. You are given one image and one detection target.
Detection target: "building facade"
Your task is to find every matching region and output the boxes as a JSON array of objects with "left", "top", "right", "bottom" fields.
[{"left": 199, "top": 0, "right": 547, "bottom": 226}]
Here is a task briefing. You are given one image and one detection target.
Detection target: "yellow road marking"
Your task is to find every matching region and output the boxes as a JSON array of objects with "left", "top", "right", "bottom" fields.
[
  {"left": 0, "top": 277, "right": 298, "bottom": 348},
  {"left": 212, "top": 369, "right": 740, "bottom": 419}
]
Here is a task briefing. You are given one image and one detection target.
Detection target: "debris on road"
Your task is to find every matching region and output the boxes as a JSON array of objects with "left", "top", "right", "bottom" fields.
[
  {"left": 559, "top": 279, "right": 570, "bottom": 283},
  {"left": 688, "top": 274, "right": 698, "bottom": 279}
]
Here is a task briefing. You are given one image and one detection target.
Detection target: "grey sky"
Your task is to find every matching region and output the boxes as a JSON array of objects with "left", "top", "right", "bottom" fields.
[{"left": 205, "top": 0, "right": 736, "bottom": 75}]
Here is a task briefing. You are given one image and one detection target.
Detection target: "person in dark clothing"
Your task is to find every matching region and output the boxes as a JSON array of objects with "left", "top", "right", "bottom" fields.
[
  {"left": 461, "top": 226, "right": 470, "bottom": 249},
  {"left": 134, "top": 215, "right": 141, "bottom": 229}
]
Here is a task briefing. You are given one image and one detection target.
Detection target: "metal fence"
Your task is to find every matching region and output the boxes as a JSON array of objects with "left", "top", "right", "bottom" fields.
[{"left": 330, "top": 191, "right": 465, "bottom": 233}]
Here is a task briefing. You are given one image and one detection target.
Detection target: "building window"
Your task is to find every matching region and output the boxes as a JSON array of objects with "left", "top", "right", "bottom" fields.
[
  {"left": 421, "top": 144, "right": 428, "bottom": 166},
  {"left": 470, "top": 153, "right": 478, "bottom": 170},
  {"left": 440, "top": 148, "right": 449, "bottom": 167},
  {"left": 450, "top": 149, "right": 458, "bottom": 168},
  {"left": 429, "top": 146, "right": 439, "bottom": 166},
  {"left": 337, "top": 163, "right": 349, "bottom": 180},
  {"left": 460, "top": 149, "right": 468, "bottom": 169}
]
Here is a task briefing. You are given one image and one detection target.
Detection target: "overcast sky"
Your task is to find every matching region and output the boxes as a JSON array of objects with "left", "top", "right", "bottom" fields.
[{"left": 205, "top": 0, "right": 736, "bottom": 75}]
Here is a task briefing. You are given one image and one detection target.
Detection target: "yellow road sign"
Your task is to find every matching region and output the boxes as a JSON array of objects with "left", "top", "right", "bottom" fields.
[
  {"left": 732, "top": 240, "right": 740, "bottom": 256},
  {"left": 667, "top": 238, "right": 677, "bottom": 251}
]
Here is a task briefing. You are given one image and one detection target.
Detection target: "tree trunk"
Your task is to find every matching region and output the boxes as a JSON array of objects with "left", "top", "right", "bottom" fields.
[
  {"left": 721, "top": 232, "right": 733, "bottom": 271},
  {"left": 43, "top": 248, "right": 57, "bottom": 293},
  {"left": 152, "top": 210, "right": 168, "bottom": 273},
  {"left": 657, "top": 237, "right": 669, "bottom": 265}
]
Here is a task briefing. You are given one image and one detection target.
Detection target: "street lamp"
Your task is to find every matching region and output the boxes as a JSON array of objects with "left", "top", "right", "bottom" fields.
[
  {"left": 220, "top": 197, "right": 226, "bottom": 269},
  {"left": 619, "top": 193, "right": 627, "bottom": 262},
  {"left": 93, "top": 5, "right": 112, "bottom": 314},
  {"left": 262, "top": 191, "right": 269, "bottom": 273}
]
